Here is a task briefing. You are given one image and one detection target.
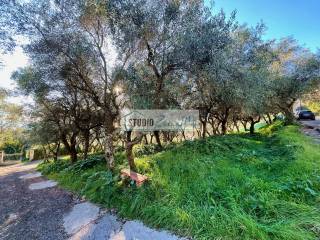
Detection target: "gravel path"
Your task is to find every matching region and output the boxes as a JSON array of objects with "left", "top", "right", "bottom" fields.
[
  {"left": 0, "top": 161, "right": 186, "bottom": 240},
  {"left": 0, "top": 161, "right": 75, "bottom": 240}
]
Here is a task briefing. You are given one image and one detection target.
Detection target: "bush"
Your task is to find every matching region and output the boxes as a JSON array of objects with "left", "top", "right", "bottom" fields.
[
  {"left": 115, "top": 145, "right": 125, "bottom": 153},
  {"left": 65, "top": 155, "right": 104, "bottom": 173},
  {"left": 133, "top": 144, "right": 159, "bottom": 157},
  {"left": 259, "top": 120, "right": 284, "bottom": 135},
  {"left": 3, "top": 144, "right": 20, "bottom": 154},
  {"left": 38, "top": 160, "right": 70, "bottom": 175},
  {"left": 26, "top": 148, "right": 46, "bottom": 160},
  {"left": 81, "top": 171, "right": 115, "bottom": 204},
  {"left": 133, "top": 143, "right": 176, "bottom": 157}
]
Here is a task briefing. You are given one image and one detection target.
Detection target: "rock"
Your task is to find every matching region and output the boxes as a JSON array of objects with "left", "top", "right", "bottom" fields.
[
  {"left": 63, "top": 202, "right": 100, "bottom": 235},
  {"left": 4, "top": 213, "right": 19, "bottom": 226},
  {"left": 111, "top": 220, "right": 185, "bottom": 240},
  {"left": 70, "top": 214, "right": 122, "bottom": 240},
  {"left": 28, "top": 180, "right": 57, "bottom": 190},
  {"left": 19, "top": 172, "right": 42, "bottom": 179}
]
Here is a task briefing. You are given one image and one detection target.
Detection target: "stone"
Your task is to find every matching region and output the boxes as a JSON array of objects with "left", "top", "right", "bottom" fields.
[
  {"left": 4, "top": 213, "right": 18, "bottom": 226},
  {"left": 111, "top": 220, "right": 185, "bottom": 240},
  {"left": 63, "top": 202, "right": 100, "bottom": 235},
  {"left": 70, "top": 214, "right": 122, "bottom": 240},
  {"left": 28, "top": 180, "right": 57, "bottom": 190},
  {"left": 19, "top": 172, "right": 42, "bottom": 179}
]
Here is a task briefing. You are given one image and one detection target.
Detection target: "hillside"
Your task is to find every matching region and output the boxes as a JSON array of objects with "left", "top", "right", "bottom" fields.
[{"left": 39, "top": 123, "right": 320, "bottom": 239}]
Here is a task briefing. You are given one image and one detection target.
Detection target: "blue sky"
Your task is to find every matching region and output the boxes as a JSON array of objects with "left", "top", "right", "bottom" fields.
[{"left": 213, "top": 0, "right": 320, "bottom": 52}]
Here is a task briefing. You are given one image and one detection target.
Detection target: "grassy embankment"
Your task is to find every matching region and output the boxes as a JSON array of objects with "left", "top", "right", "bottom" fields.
[{"left": 38, "top": 122, "right": 320, "bottom": 239}]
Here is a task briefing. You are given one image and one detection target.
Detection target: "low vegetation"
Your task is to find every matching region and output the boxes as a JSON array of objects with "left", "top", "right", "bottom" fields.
[
  {"left": 1, "top": 1, "right": 319, "bottom": 238},
  {"left": 2, "top": 0, "right": 319, "bottom": 169},
  {"left": 38, "top": 123, "right": 320, "bottom": 239},
  {"left": 0, "top": 88, "right": 25, "bottom": 154}
]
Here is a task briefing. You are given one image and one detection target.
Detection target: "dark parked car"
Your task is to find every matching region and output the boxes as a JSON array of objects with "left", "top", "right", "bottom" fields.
[{"left": 296, "top": 110, "right": 316, "bottom": 120}]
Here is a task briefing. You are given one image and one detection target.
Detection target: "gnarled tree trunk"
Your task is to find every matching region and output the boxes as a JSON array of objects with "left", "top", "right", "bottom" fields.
[
  {"left": 283, "top": 104, "right": 295, "bottom": 125},
  {"left": 82, "top": 129, "right": 90, "bottom": 160},
  {"left": 125, "top": 131, "right": 143, "bottom": 171},
  {"left": 61, "top": 132, "right": 78, "bottom": 163},
  {"left": 220, "top": 107, "right": 231, "bottom": 135},
  {"left": 249, "top": 116, "right": 261, "bottom": 134},
  {"left": 104, "top": 128, "right": 115, "bottom": 170},
  {"left": 154, "top": 130, "right": 162, "bottom": 150}
]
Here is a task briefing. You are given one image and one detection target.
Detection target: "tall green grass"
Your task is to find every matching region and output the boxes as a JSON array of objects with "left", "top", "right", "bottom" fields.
[{"left": 38, "top": 123, "right": 320, "bottom": 239}]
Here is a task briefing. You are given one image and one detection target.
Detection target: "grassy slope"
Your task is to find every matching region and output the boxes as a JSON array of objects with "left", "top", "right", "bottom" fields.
[{"left": 38, "top": 123, "right": 320, "bottom": 240}]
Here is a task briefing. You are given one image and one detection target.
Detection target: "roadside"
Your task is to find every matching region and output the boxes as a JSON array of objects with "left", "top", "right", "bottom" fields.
[
  {"left": 0, "top": 161, "right": 21, "bottom": 167},
  {"left": 0, "top": 161, "right": 184, "bottom": 240},
  {"left": 300, "top": 117, "right": 320, "bottom": 144},
  {"left": 36, "top": 124, "right": 320, "bottom": 239},
  {"left": 1, "top": 123, "right": 319, "bottom": 240}
]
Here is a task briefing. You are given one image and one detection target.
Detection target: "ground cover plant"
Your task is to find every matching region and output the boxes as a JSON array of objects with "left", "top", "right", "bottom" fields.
[{"left": 38, "top": 122, "right": 320, "bottom": 240}]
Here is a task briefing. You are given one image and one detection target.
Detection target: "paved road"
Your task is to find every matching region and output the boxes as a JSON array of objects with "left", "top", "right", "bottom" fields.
[
  {"left": 0, "top": 162, "right": 184, "bottom": 240},
  {"left": 300, "top": 117, "right": 320, "bottom": 144},
  {"left": 300, "top": 117, "right": 320, "bottom": 129}
]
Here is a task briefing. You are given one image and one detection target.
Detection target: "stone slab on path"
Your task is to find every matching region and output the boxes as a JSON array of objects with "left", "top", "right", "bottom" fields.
[
  {"left": 67, "top": 204, "right": 186, "bottom": 240},
  {"left": 19, "top": 172, "right": 42, "bottom": 179},
  {"left": 63, "top": 202, "right": 100, "bottom": 235},
  {"left": 70, "top": 214, "right": 122, "bottom": 240},
  {"left": 110, "top": 220, "right": 185, "bottom": 240},
  {"left": 1, "top": 161, "right": 186, "bottom": 240},
  {"left": 28, "top": 180, "right": 57, "bottom": 190}
]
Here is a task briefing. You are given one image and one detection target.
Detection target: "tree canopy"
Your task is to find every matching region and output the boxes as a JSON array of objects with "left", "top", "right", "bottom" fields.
[{"left": 1, "top": 0, "right": 319, "bottom": 168}]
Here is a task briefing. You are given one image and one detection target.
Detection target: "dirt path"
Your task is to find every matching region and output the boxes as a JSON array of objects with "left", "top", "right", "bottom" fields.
[
  {"left": 0, "top": 162, "right": 185, "bottom": 240},
  {"left": 0, "top": 161, "right": 75, "bottom": 240}
]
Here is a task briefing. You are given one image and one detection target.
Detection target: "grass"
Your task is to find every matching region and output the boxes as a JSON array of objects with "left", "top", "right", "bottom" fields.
[{"left": 38, "top": 122, "right": 320, "bottom": 239}]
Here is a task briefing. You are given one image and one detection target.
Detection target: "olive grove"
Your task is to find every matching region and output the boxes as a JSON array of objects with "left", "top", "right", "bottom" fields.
[{"left": 1, "top": 0, "right": 319, "bottom": 169}]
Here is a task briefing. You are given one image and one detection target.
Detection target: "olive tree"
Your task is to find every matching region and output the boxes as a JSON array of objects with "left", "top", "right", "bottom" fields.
[
  {"left": 3, "top": 0, "right": 130, "bottom": 169},
  {"left": 270, "top": 38, "right": 320, "bottom": 123}
]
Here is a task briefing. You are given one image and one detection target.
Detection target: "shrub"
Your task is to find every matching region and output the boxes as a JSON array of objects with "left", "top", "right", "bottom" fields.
[
  {"left": 65, "top": 155, "right": 104, "bottom": 173},
  {"left": 133, "top": 143, "right": 176, "bottom": 157},
  {"left": 38, "top": 160, "right": 70, "bottom": 175},
  {"left": 3, "top": 144, "right": 20, "bottom": 154},
  {"left": 259, "top": 120, "right": 284, "bottom": 135},
  {"left": 115, "top": 145, "right": 125, "bottom": 153},
  {"left": 26, "top": 148, "right": 46, "bottom": 160},
  {"left": 81, "top": 171, "right": 115, "bottom": 203},
  {"left": 133, "top": 144, "right": 159, "bottom": 157}
]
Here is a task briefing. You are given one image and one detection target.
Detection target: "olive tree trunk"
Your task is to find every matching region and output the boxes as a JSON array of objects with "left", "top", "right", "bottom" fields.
[
  {"left": 104, "top": 129, "right": 115, "bottom": 170},
  {"left": 125, "top": 131, "right": 144, "bottom": 171}
]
